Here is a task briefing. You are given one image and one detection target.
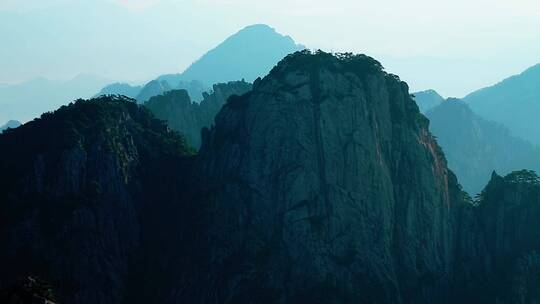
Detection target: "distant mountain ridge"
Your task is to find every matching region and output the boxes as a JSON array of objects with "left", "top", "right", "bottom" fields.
[
  {"left": 95, "top": 83, "right": 143, "bottom": 99},
  {"left": 426, "top": 98, "right": 540, "bottom": 194},
  {"left": 0, "top": 74, "right": 110, "bottom": 123},
  {"left": 145, "top": 80, "right": 252, "bottom": 149},
  {"left": 96, "top": 24, "right": 304, "bottom": 103},
  {"left": 413, "top": 89, "right": 444, "bottom": 113},
  {"left": 0, "top": 120, "right": 21, "bottom": 133},
  {"left": 464, "top": 63, "right": 540, "bottom": 145},
  {"left": 172, "top": 24, "right": 305, "bottom": 85}
]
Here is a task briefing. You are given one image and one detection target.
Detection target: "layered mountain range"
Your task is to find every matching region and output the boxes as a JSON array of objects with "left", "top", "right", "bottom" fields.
[
  {"left": 413, "top": 89, "right": 444, "bottom": 113},
  {"left": 422, "top": 98, "right": 540, "bottom": 194},
  {"left": 145, "top": 80, "right": 252, "bottom": 149},
  {"left": 0, "top": 120, "right": 21, "bottom": 133},
  {"left": 155, "top": 24, "right": 305, "bottom": 88},
  {"left": 97, "top": 24, "right": 304, "bottom": 105},
  {"left": 464, "top": 64, "right": 540, "bottom": 146},
  {"left": 1, "top": 51, "right": 540, "bottom": 303}
]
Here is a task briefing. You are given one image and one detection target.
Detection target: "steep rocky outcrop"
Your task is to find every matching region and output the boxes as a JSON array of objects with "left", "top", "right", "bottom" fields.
[
  {"left": 144, "top": 80, "right": 252, "bottom": 149},
  {"left": 193, "top": 50, "right": 465, "bottom": 303},
  {"left": 426, "top": 99, "right": 540, "bottom": 194},
  {"left": 453, "top": 170, "right": 540, "bottom": 303},
  {"left": 0, "top": 96, "right": 194, "bottom": 304},
  {"left": 1, "top": 51, "right": 540, "bottom": 304}
]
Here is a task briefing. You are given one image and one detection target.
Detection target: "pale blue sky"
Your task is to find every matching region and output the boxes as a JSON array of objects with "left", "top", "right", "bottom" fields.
[{"left": 1, "top": 0, "right": 540, "bottom": 97}]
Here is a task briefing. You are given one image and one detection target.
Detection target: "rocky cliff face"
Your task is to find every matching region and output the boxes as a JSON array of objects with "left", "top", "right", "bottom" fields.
[
  {"left": 2, "top": 51, "right": 540, "bottom": 304},
  {"left": 194, "top": 50, "right": 464, "bottom": 303},
  {"left": 451, "top": 169, "right": 540, "bottom": 304},
  {"left": 145, "top": 80, "right": 252, "bottom": 149},
  {"left": 0, "top": 96, "right": 194, "bottom": 304}
]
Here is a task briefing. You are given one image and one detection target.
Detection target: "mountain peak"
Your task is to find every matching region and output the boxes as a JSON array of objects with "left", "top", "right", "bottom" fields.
[
  {"left": 0, "top": 120, "right": 21, "bottom": 132},
  {"left": 412, "top": 89, "right": 444, "bottom": 113},
  {"left": 107, "top": 24, "right": 304, "bottom": 104},
  {"left": 196, "top": 50, "right": 459, "bottom": 303},
  {"left": 267, "top": 50, "right": 384, "bottom": 77},
  {"left": 239, "top": 23, "right": 277, "bottom": 33},
  {"left": 177, "top": 24, "right": 304, "bottom": 86},
  {"left": 227, "top": 24, "right": 295, "bottom": 43}
]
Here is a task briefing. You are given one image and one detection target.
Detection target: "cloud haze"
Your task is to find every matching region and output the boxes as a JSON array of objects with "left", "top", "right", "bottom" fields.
[{"left": 1, "top": 0, "right": 539, "bottom": 96}]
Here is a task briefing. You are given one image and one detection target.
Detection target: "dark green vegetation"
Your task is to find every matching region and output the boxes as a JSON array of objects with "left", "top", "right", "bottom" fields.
[
  {"left": 464, "top": 64, "right": 540, "bottom": 145},
  {"left": 1, "top": 51, "right": 540, "bottom": 303},
  {"left": 144, "top": 80, "right": 252, "bottom": 149},
  {"left": 426, "top": 99, "right": 540, "bottom": 194},
  {"left": 413, "top": 89, "right": 444, "bottom": 113}
]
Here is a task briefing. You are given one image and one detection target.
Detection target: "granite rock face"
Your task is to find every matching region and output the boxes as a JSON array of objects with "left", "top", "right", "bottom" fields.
[
  {"left": 2, "top": 52, "right": 540, "bottom": 304},
  {"left": 145, "top": 80, "right": 252, "bottom": 149},
  {"left": 194, "top": 51, "right": 464, "bottom": 303}
]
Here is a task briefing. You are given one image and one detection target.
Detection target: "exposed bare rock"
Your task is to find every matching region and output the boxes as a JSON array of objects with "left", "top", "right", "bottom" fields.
[{"left": 194, "top": 50, "right": 465, "bottom": 303}]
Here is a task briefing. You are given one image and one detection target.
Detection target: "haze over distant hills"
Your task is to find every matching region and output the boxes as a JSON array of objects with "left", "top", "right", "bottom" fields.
[
  {"left": 145, "top": 80, "right": 252, "bottom": 149},
  {"left": 426, "top": 99, "right": 540, "bottom": 194},
  {"left": 169, "top": 24, "right": 305, "bottom": 85},
  {"left": 413, "top": 89, "right": 445, "bottom": 113},
  {"left": 464, "top": 64, "right": 540, "bottom": 145},
  {"left": 0, "top": 120, "right": 21, "bottom": 133},
  {"left": 0, "top": 74, "right": 110, "bottom": 123},
  {"left": 95, "top": 83, "right": 143, "bottom": 99},
  {"left": 98, "top": 24, "right": 304, "bottom": 103}
]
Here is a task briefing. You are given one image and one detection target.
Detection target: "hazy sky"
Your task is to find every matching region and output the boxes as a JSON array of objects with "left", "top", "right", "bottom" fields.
[{"left": 1, "top": 0, "right": 540, "bottom": 97}]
